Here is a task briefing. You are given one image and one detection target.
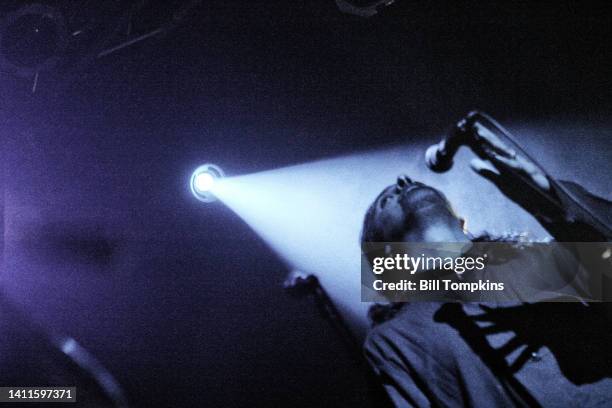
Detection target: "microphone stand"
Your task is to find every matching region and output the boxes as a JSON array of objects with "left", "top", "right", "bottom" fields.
[
  {"left": 283, "top": 271, "right": 398, "bottom": 406},
  {"left": 283, "top": 271, "right": 363, "bottom": 363}
]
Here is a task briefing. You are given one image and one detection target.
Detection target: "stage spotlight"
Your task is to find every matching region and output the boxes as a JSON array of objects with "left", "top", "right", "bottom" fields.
[
  {"left": 190, "top": 163, "right": 224, "bottom": 202},
  {"left": 0, "top": 4, "right": 67, "bottom": 77},
  {"left": 194, "top": 172, "right": 215, "bottom": 192}
]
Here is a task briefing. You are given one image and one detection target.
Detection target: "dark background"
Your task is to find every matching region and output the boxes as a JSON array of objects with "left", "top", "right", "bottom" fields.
[{"left": 1, "top": 1, "right": 611, "bottom": 407}]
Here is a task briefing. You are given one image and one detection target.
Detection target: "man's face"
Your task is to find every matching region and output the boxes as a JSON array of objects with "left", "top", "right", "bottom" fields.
[{"left": 370, "top": 175, "right": 459, "bottom": 242}]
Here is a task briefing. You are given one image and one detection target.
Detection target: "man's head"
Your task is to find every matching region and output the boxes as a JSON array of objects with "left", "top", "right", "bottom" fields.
[{"left": 361, "top": 175, "right": 467, "bottom": 244}]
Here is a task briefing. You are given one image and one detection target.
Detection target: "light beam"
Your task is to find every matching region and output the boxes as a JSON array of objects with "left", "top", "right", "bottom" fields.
[{"left": 197, "top": 137, "right": 568, "bottom": 336}]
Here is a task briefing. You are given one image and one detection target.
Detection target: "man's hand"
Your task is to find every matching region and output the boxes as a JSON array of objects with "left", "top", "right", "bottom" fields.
[{"left": 468, "top": 123, "right": 560, "bottom": 220}]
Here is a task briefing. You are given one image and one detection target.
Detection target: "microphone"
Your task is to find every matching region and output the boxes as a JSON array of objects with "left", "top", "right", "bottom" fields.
[
  {"left": 425, "top": 142, "right": 455, "bottom": 173},
  {"left": 425, "top": 111, "right": 480, "bottom": 172},
  {"left": 427, "top": 111, "right": 612, "bottom": 241}
]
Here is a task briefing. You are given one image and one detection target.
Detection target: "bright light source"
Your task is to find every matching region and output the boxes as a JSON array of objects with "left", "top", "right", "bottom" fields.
[
  {"left": 190, "top": 163, "right": 224, "bottom": 202},
  {"left": 194, "top": 172, "right": 215, "bottom": 193}
]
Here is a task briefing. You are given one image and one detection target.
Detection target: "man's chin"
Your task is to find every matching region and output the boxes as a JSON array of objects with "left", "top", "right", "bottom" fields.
[
  {"left": 402, "top": 185, "right": 443, "bottom": 202},
  {"left": 412, "top": 201, "right": 443, "bottom": 214},
  {"left": 401, "top": 189, "right": 449, "bottom": 216}
]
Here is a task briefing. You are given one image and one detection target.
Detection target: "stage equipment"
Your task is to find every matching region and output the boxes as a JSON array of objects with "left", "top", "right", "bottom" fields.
[
  {"left": 0, "top": 1, "right": 203, "bottom": 92},
  {"left": 0, "top": 4, "right": 67, "bottom": 78},
  {"left": 284, "top": 270, "right": 362, "bottom": 362},
  {"left": 190, "top": 163, "right": 224, "bottom": 203},
  {"left": 335, "top": 0, "right": 397, "bottom": 18}
]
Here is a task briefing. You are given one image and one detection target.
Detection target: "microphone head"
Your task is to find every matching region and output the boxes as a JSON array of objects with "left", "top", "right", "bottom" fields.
[{"left": 425, "top": 143, "right": 453, "bottom": 173}]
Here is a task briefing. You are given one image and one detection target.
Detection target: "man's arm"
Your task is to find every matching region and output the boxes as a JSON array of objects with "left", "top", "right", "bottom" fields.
[
  {"left": 542, "top": 179, "right": 612, "bottom": 242},
  {"left": 469, "top": 130, "right": 611, "bottom": 242}
]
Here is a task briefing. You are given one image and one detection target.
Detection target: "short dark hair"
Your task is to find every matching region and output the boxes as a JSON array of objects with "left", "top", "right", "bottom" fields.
[
  {"left": 360, "top": 187, "right": 393, "bottom": 268},
  {"left": 360, "top": 187, "right": 389, "bottom": 246}
]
